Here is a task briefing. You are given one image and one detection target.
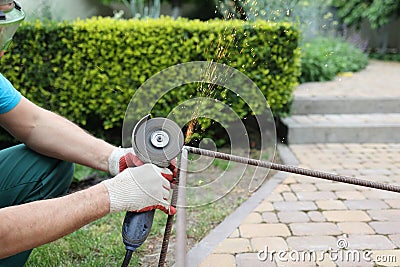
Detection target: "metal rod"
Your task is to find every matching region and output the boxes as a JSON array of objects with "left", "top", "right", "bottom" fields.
[
  {"left": 158, "top": 215, "right": 174, "bottom": 266},
  {"left": 158, "top": 148, "right": 187, "bottom": 267},
  {"left": 184, "top": 146, "right": 400, "bottom": 193},
  {"left": 176, "top": 148, "right": 188, "bottom": 267}
]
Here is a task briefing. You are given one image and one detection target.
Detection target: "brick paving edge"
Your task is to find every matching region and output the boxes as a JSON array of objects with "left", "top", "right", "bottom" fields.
[{"left": 184, "top": 144, "right": 299, "bottom": 267}]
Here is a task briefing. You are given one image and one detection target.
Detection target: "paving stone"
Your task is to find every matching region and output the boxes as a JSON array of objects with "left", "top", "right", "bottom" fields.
[
  {"left": 297, "top": 164, "right": 315, "bottom": 170},
  {"left": 367, "top": 210, "right": 400, "bottom": 221},
  {"left": 307, "top": 211, "right": 326, "bottom": 222},
  {"left": 289, "top": 222, "right": 342, "bottom": 236},
  {"left": 275, "top": 184, "right": 292, "bottom": 193},
  {"left": 339, "top": 169, "right": 364, "bottom": 177},
  {"left": 344, "top": 144, "right": 365, "bottom": 150},
  {"left": 360, "top": 169, "right": 392, "bottom": 176},
  {"left": 316, "top": 200, "right": 348, "bottom": 210},
  {"left": 296, "top": 191, "right": 337, "bottom": 201},
  {"left": 362, "top": 190, "right": 399, "bottom": 200},
  {"left": 277, "top": 211, "right": 310, "bottom": 223},
  {"left": 199, "top": 254, "right": 236, "bottom": 267},
  {"left": 369, "top": 222, "right": 400, "bottom": 234},
  {"left": 286, "top": 236, "right": 337, "bottom": 251},
  {"left": 344, "top": 199, "right": 389, "bottom": 210},
  {"left": 336, "top": 191, "right": 366, "bottom": 200},
  {"left": 236, "top": 253, "right": 277, "bottom": 267},
  {"left": 315, "top": 183, "right": 358, "bottom": 191},
  {"left": 290, "top": 183, "right": 317, "bottom": 192},
  {"left": 360, "top": 162, "right": 394, "bottom": 171},
  {"left": 345, "top": 235, "right": 396, "bottom": 250},
  {"left": 275, "top": 259, "right": 317, "bottom": 267},
  {"left": 240, "top": 223, "right": 291, "bottom": 238},
  {"left": 308, "top": 164, "right": 341, "bottom": 172},
  {"left": 273, "top": 201, "right": 317, "bottom": 211},
  {"left": 295, "top": 176, "right": 319, "bottom": 184},
  {"left": 266, "top": 192, "right": 284, "bottom": 202},
  {"left": 251, "top": 237, "right": 288, "bottom": 252},
  {"left": 388, "top": 234, "right": 400, "bottom": 247},
  {"left": 340, "top": 162, "right": 364, "bottom": 170},
  {"left": 389, "top": 168, "right": 400, "bottom": 175},
  {"left": 254, "top": 201, "right": 274, "bottom": 212},
  {"left": 337, "top": 222, "right": 375, "bottom": 234},
  {"left": 322, "top": 144, "right": 348, "bottom": 150},
  {"left": 323, "top": 210, "right": 371, "bottom": 222},
  {"left": 282, "top": 192, "right": 298, "bottom": 201},
  {"left": 244, "top": 212, "right": 263, "bottom": 224},
  {"left": 214, "top": 238, "right": 252, "bottom": 254},
  {"left": 315, "top": 256, "right": 336, "bottom": 267},
  {"left": 262, "top": 212, "right": 279, "bottom": 223},
  {"left": 282, "top": 176, "right": 298, "bottom": 185},
  {"left": 385, "top": 199, "right": 400, "bottom": 208},
  {"left": 229, "top": 229, "right": 240, "bottom": 238}
]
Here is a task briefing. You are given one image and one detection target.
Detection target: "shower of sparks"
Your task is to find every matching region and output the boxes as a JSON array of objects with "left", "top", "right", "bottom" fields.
[
  {"left": 182, "top": 0, "right": 302, "bottom": 144},
  {"left": 183, "top": 1, "right": 257, "bottom": 143}
]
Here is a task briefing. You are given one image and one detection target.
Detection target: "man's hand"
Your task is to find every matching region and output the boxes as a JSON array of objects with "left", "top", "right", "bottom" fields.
[
  {"left": 108, "top": 147, "right": 179, "bottom": 180},
  {"left": 108, "top": 147, "right": 143, "bottom": 176},
  {"left": 101, "top": 164, "right": 176, "bottom": 215}
]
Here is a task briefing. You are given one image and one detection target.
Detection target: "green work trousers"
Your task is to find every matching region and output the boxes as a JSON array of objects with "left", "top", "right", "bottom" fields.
[{"left": 0, "top": 144, "right": 74, "bottom": 267}]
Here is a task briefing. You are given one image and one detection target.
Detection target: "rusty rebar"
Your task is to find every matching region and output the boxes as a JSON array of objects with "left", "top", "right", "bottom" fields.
[
  {"left": 158, "top": 149, "right": 187, "bottom": 267},
  {"left": 185, "top": 146, "right": 400, "bottom": 193}
]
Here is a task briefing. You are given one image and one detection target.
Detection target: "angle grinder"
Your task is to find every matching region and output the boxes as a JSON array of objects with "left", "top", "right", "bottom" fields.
[{"left": 121, "top": 115, "right": 184, "bottom": 267}]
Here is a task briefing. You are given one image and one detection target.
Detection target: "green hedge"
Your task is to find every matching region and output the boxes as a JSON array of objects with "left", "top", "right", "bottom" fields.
[{"left": 1, "top": 17, "right": 300, "bottom": 146}]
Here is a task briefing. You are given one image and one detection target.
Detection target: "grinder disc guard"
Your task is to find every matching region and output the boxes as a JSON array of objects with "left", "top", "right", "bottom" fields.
[{"left": 132, "top": 116, "right": 184, "bottom": 167}]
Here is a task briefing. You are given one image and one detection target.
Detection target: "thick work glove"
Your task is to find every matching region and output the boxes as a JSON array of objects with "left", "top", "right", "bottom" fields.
[
  {"left": 102, "top": 164, "right": 176, "bottom": 215},
  {"left": 108, "top": 147, "right": 179, "bottom": 180},
  {"left": 108, "top": 147, "right": 143, "bottom": 176}
]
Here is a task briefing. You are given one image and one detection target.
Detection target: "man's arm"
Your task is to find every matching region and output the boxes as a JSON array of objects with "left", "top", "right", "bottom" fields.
[
  {"left": 0, "top": 183, "right": 109, "bottom": 259},
  {"left": 0, "top": 97, "right": 115, "bottom": 172},
  {"left": 0, "top": 165, "right": 175, "bottom": 259}
]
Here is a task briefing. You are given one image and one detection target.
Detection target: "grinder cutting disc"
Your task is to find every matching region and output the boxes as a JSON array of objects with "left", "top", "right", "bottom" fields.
[{"left": 132, "top": 115, "right": 184, "bottom": 167}]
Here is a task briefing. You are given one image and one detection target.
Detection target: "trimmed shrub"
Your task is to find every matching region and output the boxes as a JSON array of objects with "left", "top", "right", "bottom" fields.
[
  {"left": 369, "top": 52, "right": 400, "bottom": 62},
  {"left": 300, "top": 37, "right": 369, "bottom": 83},
  {"left": 1, "top": 17, "right": 301, "bottom": 146}
]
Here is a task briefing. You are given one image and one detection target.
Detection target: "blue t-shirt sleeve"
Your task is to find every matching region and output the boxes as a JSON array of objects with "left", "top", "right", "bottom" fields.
[{"left": 0, "top": 74, "right": 21, "bottom": 114}]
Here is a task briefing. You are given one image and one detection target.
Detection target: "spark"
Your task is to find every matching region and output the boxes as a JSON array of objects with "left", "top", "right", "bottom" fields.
[{"left": 184, "top": 0, "right": 259, "bottom": 142}]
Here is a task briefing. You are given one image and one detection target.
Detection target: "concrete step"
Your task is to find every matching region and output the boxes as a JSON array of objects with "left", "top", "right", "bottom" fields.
[
  {"left": 281, "top": 113, "right": 400, "bottom": 144},
  {"left": 292, "top": 97, "right": 400, "bottom": 115}
]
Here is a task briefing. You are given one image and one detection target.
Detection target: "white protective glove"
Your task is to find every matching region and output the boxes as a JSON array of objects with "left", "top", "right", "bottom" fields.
[
  {"left": 108, "top": 147, "right": 143, "bottom": 176},
  {"left": 101, "top": 164, "right": 176, "bottom": 215}
]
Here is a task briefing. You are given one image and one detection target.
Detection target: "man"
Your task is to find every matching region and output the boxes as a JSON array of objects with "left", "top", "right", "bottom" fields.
[{"left": 0, "top": 1, "right": 176, "bottom": 266}]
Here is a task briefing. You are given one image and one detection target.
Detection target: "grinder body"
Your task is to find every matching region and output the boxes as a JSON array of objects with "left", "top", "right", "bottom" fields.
[
  {"left": 123, "top": 210, "right": 156, "bottom": 251},
  {"left": 121, "top": 116, "right": 184, "bottom": 266}
]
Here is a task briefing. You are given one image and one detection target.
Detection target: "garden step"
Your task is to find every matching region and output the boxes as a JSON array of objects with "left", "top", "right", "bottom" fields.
[
  {"left": 281, "top": 113, "right": 400, "bottom": 144},
  {"left": 292, "top": 96, "right": 400, "bottom": 115}
]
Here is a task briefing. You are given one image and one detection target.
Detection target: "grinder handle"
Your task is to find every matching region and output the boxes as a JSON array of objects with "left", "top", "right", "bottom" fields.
[{"left": 122, "top": 210, "right": 155, "bottom": 251}]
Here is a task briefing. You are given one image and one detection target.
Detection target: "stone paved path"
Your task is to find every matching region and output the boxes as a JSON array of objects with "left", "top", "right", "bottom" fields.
[
  {"left": 294, "top": 60, "right": 400, "bottom": 98},
  {"left": 198, "top": 144, "right": 400, "bottom": 267},
  {"left": 187, "top": 61, "right": 400, "bottom": 267}
]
